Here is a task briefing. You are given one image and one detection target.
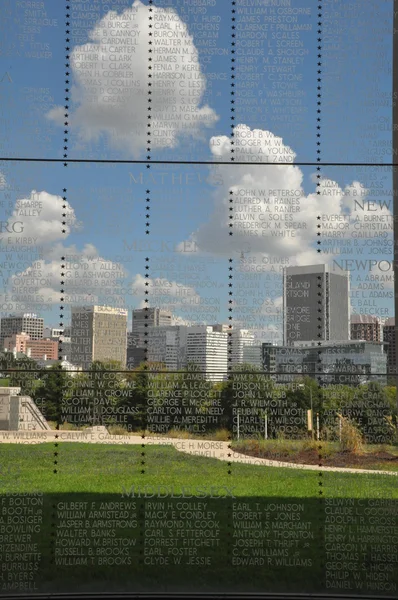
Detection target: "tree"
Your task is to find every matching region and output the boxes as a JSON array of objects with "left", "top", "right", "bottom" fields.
[
  {"left": 32, "top": 364, "right": 71, "bottom": 423},
  {"left": 297, "top": 382, "right": 397, "bottom": 445},
  {"left": 167, "top": 363, "right": 215, "bottom": 434},
  {"left": 219, "top": 364, "right": 278, "bottom": 438},
  {"left": 7, "top": 355, "right": 43, "bottom": 397},
  {"left": 115, "top": 361, "right": 157, "bottom": 431},
  {"left": 283, "top": 376, "right": 323, "bottom": 412},
  {"left": 384, "top": 386, "right": 398, "bottom": 420},
  {"left": 63, "top": 360, "right": 126, "bottom": 427},
  {"left": 348, "top": 382, "right": 396, "bottom": 445},
  {"left": 86, "top": 360, "right": 124, "bottom": 426}
]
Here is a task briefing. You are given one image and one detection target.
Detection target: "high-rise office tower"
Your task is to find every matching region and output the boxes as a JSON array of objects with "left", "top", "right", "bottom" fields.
[
  {"left": 147, "top": 325, "right": 188, "bottom": 370},
  {"left": 242, "top": 345, "right": 263, "bottom": 369},
  {"left": 229, "top": 329, "right": 255, "bottom": 366},
  {"left": 0, "top": 314, "right": 44, "bottom": 349},
  {"left": 131, "top": 308, "right": 172, "bottom": 347},
  {"left": 71, "top": 306, "right": 128, "bottom": 369},
  {"left": 186, "top": 326, "right": 227, "bottom": 382},
  {"left": 283, "top": 264, "right": 350, "bottom": 345},
  {"left": 383, "top": 317, "right": 396, "bottom": 375},
  {"left": 351, "top": 314, "right": 381, "bottom": 342}
]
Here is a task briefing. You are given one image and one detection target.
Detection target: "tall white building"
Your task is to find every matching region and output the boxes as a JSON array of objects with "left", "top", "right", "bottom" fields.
[
  {"left": 186, "top": 326, "right": 227, "bottom": 382},
  {"left": 147, "top": 325, "right": 187, "bottom": 370},
  {"left": 229, "top": 329, "right": 255, "bottom": 366}
]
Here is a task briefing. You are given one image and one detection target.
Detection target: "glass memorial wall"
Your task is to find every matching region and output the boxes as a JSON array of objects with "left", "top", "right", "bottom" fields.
[{"left": 0, "top": 0, "right": 397, "bottom": 597}]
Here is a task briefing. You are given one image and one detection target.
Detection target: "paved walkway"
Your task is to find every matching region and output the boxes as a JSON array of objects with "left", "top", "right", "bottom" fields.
[{"left": 1, "top": 428, "right": 397, "bottom": 476}]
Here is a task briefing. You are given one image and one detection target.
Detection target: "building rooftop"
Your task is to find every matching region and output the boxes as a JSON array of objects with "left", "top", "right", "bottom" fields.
[{"left": 351, "top": 314, "right": 380, "bottom": 324}]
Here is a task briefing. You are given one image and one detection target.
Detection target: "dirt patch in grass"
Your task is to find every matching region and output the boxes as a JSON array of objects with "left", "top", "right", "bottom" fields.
[{"left": 234, "top": 446, "right": 398, "bottom": 470}]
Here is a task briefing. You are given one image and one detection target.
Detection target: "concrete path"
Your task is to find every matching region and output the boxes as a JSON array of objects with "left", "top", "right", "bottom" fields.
[{"left": 1, "top": 428, "right": 397, "bottom": 476}]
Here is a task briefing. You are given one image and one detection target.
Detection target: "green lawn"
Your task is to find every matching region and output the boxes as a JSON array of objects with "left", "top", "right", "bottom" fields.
[
  {"left": 1, "top": 442, "right": 397, "bottom": 496},
  {"left": 0, "top": 443, "right": 397, "bottom": 595}
]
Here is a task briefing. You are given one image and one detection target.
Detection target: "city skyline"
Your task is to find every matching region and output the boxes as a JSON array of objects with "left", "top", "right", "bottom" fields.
[
  {"left": 0, "top": 0, "right": 394, "bottom": 346},
  {"left": 0, "top": 282, "right": 395, "bottom": 382},
  {"left": 0, "top": 1, "right": 397, "bottom": 597}
]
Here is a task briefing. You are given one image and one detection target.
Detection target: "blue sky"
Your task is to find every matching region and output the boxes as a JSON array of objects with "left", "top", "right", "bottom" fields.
[{"left": 0, "top": 0, "right": 395, "bottom": 339}]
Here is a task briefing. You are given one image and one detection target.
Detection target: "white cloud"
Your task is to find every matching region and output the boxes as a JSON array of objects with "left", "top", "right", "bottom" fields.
[
  {"left": 131, "top": 273, "right": 199, "bottom": 301},
  {"left": 0, "top": 190, "right": 77, "bottom": 246},
  {"left": 260, "top": 295, "right": 283, "bottom": 316},
  {"left": 178, "top": 124, "right": 379, "bottom": 268},
  {"left": 8, "top": 245, "right": 128, "bottom": 309},
  {"left": 47, "top": 0, "right": 218, "bottom": 157},
  {"left": 131, "top": 274, "right": 203, "bottom": 323},
  {"left": 350, "top": 260, "right": 394, "bottom": 295},
  {"left": 171, "top": 315, "right": 194, "bottom": 327},
  {"left": 40, "top": 242, "right": 98, "bottom": 262},
  {"left": 0, "top": 190, "right": 207, "bottom": 324}
]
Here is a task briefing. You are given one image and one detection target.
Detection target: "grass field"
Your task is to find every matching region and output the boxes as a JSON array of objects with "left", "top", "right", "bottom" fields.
[{"left": 1, "top": 443, "right": 397, "bottom": 595}]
